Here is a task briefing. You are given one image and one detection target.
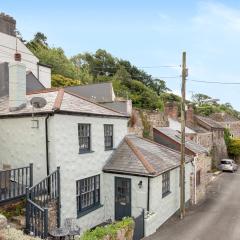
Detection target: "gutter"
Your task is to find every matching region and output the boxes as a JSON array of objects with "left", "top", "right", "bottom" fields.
[{"left": 45, "top": 114, "right": 50, "bottom": 176}]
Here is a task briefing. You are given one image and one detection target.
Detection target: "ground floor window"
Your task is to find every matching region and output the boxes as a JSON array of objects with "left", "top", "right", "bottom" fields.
[
  {"left": 196, "top": 170, "right": 201, "bottom": 186},
  {"left": 162, "top": 171, "right": 170, "bottom": 198},
  {"left": 76, "top": 175, "right": 100, "bottom": 214}
]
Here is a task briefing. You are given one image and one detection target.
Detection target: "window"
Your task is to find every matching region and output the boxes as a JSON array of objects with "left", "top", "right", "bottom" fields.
[
  {"left": 104, "top": 124, "right": 113, "bottom": 150},
  {"left": 76, "top": 175, "right": 100, "bottom": 214},
  {"left": 78, "top": 124, "right": 91, "bottom": 153},
  {"left": 196, "top": 170, "right": 201, "bottom": 186},
  {"left": 162, "top": 171, "right": 170, "bottom": 198}
]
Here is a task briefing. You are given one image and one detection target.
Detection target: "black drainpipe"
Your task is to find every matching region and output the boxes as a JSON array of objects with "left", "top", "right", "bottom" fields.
[
  {"left": 45, "top": 114, "right": 50, "bottom": 176},
  {"left": 147, "top": 177, "right": 150, "bottom": 211}
]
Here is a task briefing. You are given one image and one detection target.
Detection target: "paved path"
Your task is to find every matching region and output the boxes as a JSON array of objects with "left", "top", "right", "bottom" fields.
[{"left": 145, "top": 170, "right": 240, "bottom": 240}]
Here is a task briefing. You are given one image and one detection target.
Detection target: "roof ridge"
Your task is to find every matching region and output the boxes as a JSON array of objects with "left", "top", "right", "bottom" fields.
[
  {"left": 53, "top": 88, "right": 64, "bottom": 110},
  {"left": 64, "top": 89, "right": 128, "bottom": 117},
  {"left": 27, "top": 88, "right": 59, "bottom": 95},
  {"left": 125, "top": 136, "right": 156, "bottom": 174}
]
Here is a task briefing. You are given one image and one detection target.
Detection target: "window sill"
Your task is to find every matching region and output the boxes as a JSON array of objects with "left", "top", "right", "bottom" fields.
[
  {"left": 162, "top": 191, "right": 171, "bottom": 198},
  {"left": 104, "top": 148, "right": 115, "bottom": 151},
  {"left": 79, "top": 150, "right": 95, "bottom": 154},
  {"left": 77, "top": 204, "right": 103, "bottom": 218}
]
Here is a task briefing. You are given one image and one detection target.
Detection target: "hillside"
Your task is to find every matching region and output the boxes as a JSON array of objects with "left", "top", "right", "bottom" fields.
[{"left": 26, "top": 32, "right": 240, "bottom": 118}]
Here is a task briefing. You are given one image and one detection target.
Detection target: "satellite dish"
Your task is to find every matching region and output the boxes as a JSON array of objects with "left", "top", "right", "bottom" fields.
[{"left": 30, "top": 97, "right": 47, "bottom": 108}]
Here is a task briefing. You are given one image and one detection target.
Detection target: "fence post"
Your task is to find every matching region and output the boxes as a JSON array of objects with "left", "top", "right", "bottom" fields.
[
  {"left": 29, "top": 163, "right": 33, "bottom": 187},
  {"left": 25, "top": 187, "right": 30, "bottom": 233},
  {"left": 43, "top": 208, "right": 48, "bottom": 239},
  {"left": 57, "top": 166, "right": 61, "bottom": 227}
]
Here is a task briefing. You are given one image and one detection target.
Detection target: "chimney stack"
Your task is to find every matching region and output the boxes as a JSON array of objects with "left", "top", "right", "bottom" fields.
[
  {"left": 9, "top": 62, "right": 26, "bottom": 111},
  {"left": 186, "top": 104, "right": 194, "bottom": 125},
  {"left": 0, "top": 13, "right": 16, "bottom": 36},
  {"left": 164, "top": 102, "right": 179, "bottom": 119}
]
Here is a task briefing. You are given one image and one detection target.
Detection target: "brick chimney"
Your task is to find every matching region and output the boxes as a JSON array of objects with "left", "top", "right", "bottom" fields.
[
  {"left": 9, "top": 62, "right": 26, "bottom": 111},
  {"left": 164, "top": 102, "right": 178, "bottom": 119},
  {"left": 0, "top": 13, "right": 16, "bottom": 36},
  {"left": 186, "top": 104, "right": 194, "bottom": 124}
]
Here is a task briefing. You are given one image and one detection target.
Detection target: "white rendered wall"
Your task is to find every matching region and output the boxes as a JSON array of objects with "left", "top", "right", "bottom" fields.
[
  {"left": 103, "top": 163, "right": 192, "bottom": 238},
  {"left": 145, "top": 162, "right": 192, "bottom": 236},
  {"left": 50, "top": 114, "right": 128, "bottom": 231},
  {"left": 0, "top": 116, "right": 48, "bottom": 183},
  {"left": 0, "top": 32, "right": 51, "bottom": 88}
]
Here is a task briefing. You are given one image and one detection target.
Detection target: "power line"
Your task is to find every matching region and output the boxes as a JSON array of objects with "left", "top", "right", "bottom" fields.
[{"left": 189, "top": 79, "right": 240, "bottom": 85}]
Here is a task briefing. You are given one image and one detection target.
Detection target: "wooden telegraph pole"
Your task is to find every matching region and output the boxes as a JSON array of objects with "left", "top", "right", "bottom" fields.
[{"left": 180, "top": 51, "right": 187, "bottom": 219}]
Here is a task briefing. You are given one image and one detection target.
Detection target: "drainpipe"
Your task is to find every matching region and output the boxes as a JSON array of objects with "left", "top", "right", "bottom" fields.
[
  {"left": 147, "top": 177, "right": 150, "bottom": 211},
  {"left": 45, "top": 114, "right": 50, "bottom": 176},
  {"left": 194, "top": 156, "right": 197, "bottom": 204}
]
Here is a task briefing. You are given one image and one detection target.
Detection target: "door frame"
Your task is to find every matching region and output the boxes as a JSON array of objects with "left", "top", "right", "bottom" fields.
[{"left": 114, "top": 176, "right": 132, "bottom": 220}]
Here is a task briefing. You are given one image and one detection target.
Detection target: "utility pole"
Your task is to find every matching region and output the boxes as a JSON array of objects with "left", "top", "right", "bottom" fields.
[{"left": 180, "top": 51, "right": 187, "bottom": 219}]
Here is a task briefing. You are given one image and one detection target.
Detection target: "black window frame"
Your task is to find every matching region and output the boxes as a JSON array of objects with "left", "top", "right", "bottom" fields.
[
  {"left": 78, "top": 123, "right": 91, "bottom": 153},
  {"left": 104, "top": 124, "right": 113, "bottom": 150},
  {"left": 162, "top": 171, "right": 170, "bottom": 198},
  {"left": 76, "top": 175, "right": 100, "bottom": 215}
]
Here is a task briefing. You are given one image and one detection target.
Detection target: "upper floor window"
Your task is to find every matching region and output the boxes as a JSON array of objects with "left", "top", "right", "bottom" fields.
[
  {"left": 104, "top": 124, "right": 113, "bottom": 150},
  {"left": 76, "top": 175, "right": 100, "bottom": 215},
  {"left": 162, "top": 171, "right": 170, "bottom": 198},
  {"left": 78, "top": 124, "right": 91, "bottom": 153}
]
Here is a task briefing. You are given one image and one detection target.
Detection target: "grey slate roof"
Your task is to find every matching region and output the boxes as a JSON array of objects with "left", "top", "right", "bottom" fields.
[
  {"left": 154, "top": 127, "right": 208, "bottom": 154},
  {"left": 0, "top": 89, "right": 128, "bottom": 118},
  {"left": 168, "top": 118, "right": 196, "bottom": 134},
  {"left": 65, "top": 82, "right": 115, "bottom": 103},
  {"left": 103, "top": 135, "right": 193, "bottom": 177},
  {"left": 209, "top": 112, "right": 239, "bottom": 122},
  {"left": 195, "top": 115, "right": 224, "bottom": 129}
]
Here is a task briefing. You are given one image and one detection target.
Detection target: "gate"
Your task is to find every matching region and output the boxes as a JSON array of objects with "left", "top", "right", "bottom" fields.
[{"left": 133, "top": 210, "right": 144, "bottom": 240}]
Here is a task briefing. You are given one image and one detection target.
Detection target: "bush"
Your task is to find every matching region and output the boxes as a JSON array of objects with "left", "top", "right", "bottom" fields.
[
  {"left": 80, "top": 217, "right": 134, "bottom": 240},
  {"left": 0, "top": 228, "right": 41, "bottom": 240}
]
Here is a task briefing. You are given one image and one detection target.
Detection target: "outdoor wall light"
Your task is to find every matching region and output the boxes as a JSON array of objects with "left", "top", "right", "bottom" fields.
[{"left": 138, "top": 180, "right": 143, "bottom": 189}]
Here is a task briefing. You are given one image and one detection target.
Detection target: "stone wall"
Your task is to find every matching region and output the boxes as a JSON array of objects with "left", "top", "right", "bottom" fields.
[
  {"left": 48, "top": 200, "right": 58, "bottom": 231},
  {"left": 128, "top": 109, "right": 168, "bottom": 137}
]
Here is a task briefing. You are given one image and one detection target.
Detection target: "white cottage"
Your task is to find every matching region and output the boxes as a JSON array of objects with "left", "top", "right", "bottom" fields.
[{"left": 103, "top": 135, "right": 193, "bottom": 237}]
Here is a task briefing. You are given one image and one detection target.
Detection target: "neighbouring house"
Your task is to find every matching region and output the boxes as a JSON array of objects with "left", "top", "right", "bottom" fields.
[
  {"left": 153, "top": 127, "right": 211, "bottom": 204},
  {"left": 0, "top": 12, "right": 51, "bottom": 88},
  {"left": 210, "top": 112, "right": 240, "bottom": 138},
  {"left": 0, "top": 62, "right": 129, "bottom": 237},
  {"left": 65, "top": 82, "right": 132, "bottom": 115},
  {"left": 103, "top": 135, "right": 193, "bottom": 237}
]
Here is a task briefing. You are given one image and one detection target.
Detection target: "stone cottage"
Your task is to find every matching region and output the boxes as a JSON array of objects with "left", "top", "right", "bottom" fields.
[{"left": 153, "top": 127, "right": 211, "bottom": 204}]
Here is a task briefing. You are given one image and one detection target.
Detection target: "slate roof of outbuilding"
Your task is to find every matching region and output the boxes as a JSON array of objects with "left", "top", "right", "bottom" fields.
[
  {"left": 154, "top": 127, "right": 208, "bottom": 154},
  {"left": 103, "top": 135, "right": 193, "bottom": 177},
  {"left": 209, "top": 113, "right": 239, "bottom": 122},
  {"left": 0, "top": 88, "right": 128, "bottom": 118},
  {"left": 195, "top": 115, "right": 224, "bottom": 129}
]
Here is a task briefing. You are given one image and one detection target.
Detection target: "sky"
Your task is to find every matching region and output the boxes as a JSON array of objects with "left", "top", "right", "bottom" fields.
[{"left": 2, "top": 0, "right": 240, "bottom": 110}]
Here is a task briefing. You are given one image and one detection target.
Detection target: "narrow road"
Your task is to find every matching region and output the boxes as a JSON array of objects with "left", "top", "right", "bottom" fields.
[{"left": 145, "top": 170, "right": 240, "bottom": 240}]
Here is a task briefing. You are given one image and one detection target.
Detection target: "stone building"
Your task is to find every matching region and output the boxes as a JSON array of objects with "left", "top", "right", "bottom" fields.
[
  {"left": 153, "top": 127, "right": 211, "bottom": 204},
  {"left": 210, "top": 112, "right": 240, "bottom": 138}
]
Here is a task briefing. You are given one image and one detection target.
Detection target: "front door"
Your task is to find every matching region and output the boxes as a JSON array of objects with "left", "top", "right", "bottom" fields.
[{"left": 115, "top": 177, "right": 131, "bottom": 220}]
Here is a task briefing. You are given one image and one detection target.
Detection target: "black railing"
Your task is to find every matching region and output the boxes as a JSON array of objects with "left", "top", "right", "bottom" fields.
[
  {"left": 0, "top": 163, "right": 33, "bottom": 203},
  {"left": 26, "top": 167, "right": 60, "bottom": 239}
]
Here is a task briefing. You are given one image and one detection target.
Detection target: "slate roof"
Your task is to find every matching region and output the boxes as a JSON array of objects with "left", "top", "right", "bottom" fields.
[
  {"left": 65, "top": 82, "right": 115, "bottom": 103},
  {"left": 209, "top": 113, "right": 239, "bottom": 122},
  {"left": 103, "top": 135, "right": 193, "bottom": 177},
  {"left": 0, "top": 88, "right": 128, "bottom": 118},
  {"left": 154, "top": 127, "right": 208, "bottom": 154},
  {"left": 195, "top": 115, "right": 224, "bottom": 129}
]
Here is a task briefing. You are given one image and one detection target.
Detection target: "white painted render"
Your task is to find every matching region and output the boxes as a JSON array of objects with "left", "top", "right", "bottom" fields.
[
  {"left": 103, "top": 162, "right": 192, "bottom": 237},
  {"left": 0, "top": 32, "right": 51, "bottom": 88},
  {"left": 45, "top": 114, "right": 128, "bottom": 230},
  {"left": 0, "top": 116, "right": 48, "bottom": 183}
]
